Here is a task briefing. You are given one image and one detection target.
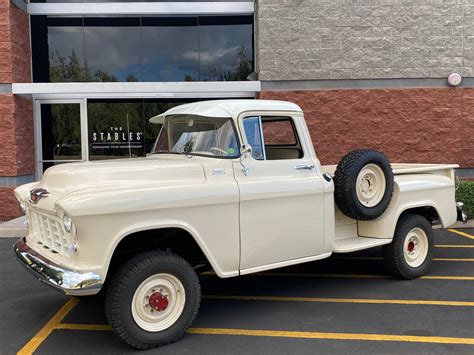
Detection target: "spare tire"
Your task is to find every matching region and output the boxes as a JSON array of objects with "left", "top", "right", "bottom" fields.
[{"left": 334, "top": 149, "right": 394, "bottom": 221}]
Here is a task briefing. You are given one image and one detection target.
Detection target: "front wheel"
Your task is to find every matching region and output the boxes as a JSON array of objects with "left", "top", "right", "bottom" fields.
[
  {"left": 105, "top": 250, "right": 201, "bottom": 349},
  {"left": 382, "top": 214, "right": 434, "bottom": 279}
]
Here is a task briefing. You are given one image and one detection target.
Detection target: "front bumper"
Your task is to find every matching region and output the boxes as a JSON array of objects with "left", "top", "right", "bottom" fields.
[{"left": 13, "top": 238, "right": 102, "bottom": 296}]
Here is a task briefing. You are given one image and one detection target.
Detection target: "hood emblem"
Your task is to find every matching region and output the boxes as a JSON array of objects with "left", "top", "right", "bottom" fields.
[{"left": 29, "top": 188, "right": 50, "bottom": 204}]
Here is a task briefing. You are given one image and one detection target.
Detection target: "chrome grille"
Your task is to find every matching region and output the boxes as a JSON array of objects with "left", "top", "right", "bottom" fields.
[{"left": 29, "top": 209, "right": 72, "bottom": 256}]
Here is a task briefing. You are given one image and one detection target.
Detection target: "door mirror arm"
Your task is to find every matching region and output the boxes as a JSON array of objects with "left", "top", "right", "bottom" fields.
[{"left": 240, "top": 144, "right": 252, "bottom": 176}]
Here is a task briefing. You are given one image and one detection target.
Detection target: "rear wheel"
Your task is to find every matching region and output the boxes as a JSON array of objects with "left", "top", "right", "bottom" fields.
[
  {"left": 382, "top": 214, "right": 434, "bottom": 279},
  {"left": 105, "top": 250, "right": 201, "bottom": 349}
]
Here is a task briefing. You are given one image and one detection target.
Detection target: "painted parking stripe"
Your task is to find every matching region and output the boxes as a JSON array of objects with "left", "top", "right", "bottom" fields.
[
  {"left": 333, "top": 256, "right": 474, "bottom": 262},
  {"left": 187, "top": 327, "right": 474, "bottom": 346},
  {"left": 17, "top": 298, "right": 79, "bottom": 355},
  {"left": 448, "top": 229, "right": 474, "bottom": 240},
  {"left": 56, "top": 323, "right": 112, "bottom": 331},
  {"left": 203, "top": 272, "right": 474, "bottom": 280},
  {"left": 248, "top": 273, "right": 474, "bottom": 281},
  {"left": 436, "top": 245, "right": 474, "bottom": 248},
  {"left": 202, "top": 295, "right": 474, "bottom": 307},
  {"left": 29, "top": 322, "right": 474, "bottom": 346}
]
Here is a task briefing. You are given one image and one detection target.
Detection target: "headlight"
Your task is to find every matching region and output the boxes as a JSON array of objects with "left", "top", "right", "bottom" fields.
[
  {"left": 20, "top": 200, "right": 27, "bottom": 213},
  {"left": 63, "top": 215, "right": 74, "bottom": 233}
]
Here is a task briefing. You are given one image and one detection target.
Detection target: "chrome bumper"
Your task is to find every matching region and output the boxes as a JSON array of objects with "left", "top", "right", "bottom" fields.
[
  {"left": 457, "top": 202, "right": 469, "bottom": 224},
  {"left": 13, "top": 238, "right": 102, "bottom": 296}
]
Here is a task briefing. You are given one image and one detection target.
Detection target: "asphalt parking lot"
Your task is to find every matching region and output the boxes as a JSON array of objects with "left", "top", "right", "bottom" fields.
[{"left": 1, "top": 228, "right": 474, "bottom": 354}]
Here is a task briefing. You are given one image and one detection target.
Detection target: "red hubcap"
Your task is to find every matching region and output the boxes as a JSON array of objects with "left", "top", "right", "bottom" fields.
[
  {"left": 149, "top": 292, "right": 169, "bottom": 312},
  {"left": 407, "top": 241, "right": 415, "bottom": 253}
]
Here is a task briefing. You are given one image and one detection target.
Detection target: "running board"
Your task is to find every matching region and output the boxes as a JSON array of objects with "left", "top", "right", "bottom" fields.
[{"left": 333, "top": 237, "right": 392, "bottom": 253}]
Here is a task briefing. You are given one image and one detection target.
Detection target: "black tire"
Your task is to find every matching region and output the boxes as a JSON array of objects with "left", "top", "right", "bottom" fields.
[
  {"left": 382, "top": 214, "right": 434, "bottom": 280},
  {"left": 105, "top": 250, "right": 201, "bottom": 350},
  {"left": 334, "top": 149, "right": 394, "bottom": 220}
]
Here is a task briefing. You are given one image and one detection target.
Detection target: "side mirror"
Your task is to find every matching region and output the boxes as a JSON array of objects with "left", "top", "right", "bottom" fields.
[
  {"left": 239, "top": 144, "right": 252, "bottom": 176},
  {"left": 240, "top": 144, "right": 252, "bottom": 157}
]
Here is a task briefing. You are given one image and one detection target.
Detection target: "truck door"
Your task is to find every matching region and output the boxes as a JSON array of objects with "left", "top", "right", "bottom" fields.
[{"left": 233, "top": 114, "right": 327, "bottom": 273}]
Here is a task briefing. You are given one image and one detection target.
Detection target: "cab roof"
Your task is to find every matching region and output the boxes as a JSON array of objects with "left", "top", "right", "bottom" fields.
[{"left": 149, "top": 99, "right": 302, "bottom": 124}]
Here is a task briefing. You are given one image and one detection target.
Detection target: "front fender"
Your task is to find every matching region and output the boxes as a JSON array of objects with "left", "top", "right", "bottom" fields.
[{"left": 107, "top": 220, "right": 239, "bottom": 280}]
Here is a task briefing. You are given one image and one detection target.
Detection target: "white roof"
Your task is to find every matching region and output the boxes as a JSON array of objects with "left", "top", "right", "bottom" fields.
[{"left": 149, "top": 99, "right": 302, "bottom": 123}]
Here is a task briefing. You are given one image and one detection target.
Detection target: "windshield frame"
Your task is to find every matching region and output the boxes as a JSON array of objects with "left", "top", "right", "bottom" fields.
[{"left": 151, "top": 114, "right": 242, "bottom": 159}]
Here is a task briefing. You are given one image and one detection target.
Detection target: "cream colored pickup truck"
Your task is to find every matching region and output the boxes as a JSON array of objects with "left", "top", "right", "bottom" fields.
[{"left": 13, "top": 100, "right": 467, "bottom": 349}]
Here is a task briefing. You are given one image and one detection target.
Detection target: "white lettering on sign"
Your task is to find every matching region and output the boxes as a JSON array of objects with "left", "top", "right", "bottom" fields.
[{"left": 91, "top": 126, "right": 144, "bottom": 150}]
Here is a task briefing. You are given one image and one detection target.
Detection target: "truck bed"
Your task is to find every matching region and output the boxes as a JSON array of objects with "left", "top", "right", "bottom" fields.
[{"left": 322, "top": 163, "right": 459, "bottom": 176}]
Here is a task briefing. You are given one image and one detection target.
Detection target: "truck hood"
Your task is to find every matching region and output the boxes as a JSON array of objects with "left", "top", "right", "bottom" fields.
[{"left": 24, "top": 156, "right": 205, "bottom": 211}]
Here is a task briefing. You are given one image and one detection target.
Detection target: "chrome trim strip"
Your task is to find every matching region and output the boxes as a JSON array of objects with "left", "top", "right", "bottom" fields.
[{"left": 13, "top": 238, "right": 102, "bottom": 296}]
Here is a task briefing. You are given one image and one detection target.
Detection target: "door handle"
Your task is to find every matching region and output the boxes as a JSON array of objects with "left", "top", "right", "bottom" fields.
[{"left": 295, "top": 164, "right": 315, "bottom": 170}]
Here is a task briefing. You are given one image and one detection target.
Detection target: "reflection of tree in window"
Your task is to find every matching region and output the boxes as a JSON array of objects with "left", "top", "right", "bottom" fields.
[{"left": 50, "top": 49, "right": 140, "bottom": 83}]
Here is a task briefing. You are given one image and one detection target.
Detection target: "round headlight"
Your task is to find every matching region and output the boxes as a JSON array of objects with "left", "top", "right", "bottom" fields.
[
  {"left": 20, "top": 200, "right": 27, "bottom": 213},
  {"left": 63, "top": 215, "right": 74, "bottom": 233}
]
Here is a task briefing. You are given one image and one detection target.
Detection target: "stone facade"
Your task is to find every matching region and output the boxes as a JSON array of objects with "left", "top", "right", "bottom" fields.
[
  {"left": 260, "top": 87, "right": 474, "bottom": 168},
  {"left": 257, "top": 0, "right": 474, "bottom": 80},
  {"left": 0, "top": 0, "right": 33, "bottom": 221}
]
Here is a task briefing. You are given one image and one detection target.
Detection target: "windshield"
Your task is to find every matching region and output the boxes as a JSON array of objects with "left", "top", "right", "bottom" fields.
[{"left": 152, "top": 115, "right": 240, "bottom": 158}]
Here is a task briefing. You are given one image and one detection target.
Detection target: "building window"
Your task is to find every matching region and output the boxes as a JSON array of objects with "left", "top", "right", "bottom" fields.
[{"left": 31, "top": 15, "right": 254, "bottom": 83}]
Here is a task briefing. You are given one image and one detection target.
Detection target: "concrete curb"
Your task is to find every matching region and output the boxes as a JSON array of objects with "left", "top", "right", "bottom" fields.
[
  {"left": 0, "top": 216, "right": 27, "bottom": 238},
  {"left": 451, "top": 220, "right": 474, "bottom": 229}
]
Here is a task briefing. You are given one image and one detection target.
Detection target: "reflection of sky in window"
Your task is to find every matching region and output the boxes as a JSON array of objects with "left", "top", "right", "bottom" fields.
[
  {"left": 40, "top": 16, "right": 253, "bottom": 82},
  {"left": 142, "top": 26, "right": 199, "bottom": 81},
  {"left": 48, "top": 26, "right": 84, "bottom": 66},
  {"left": 84, "top": 26, "right": 141, "bottom": 81},
  {"left": 199, "top": 24, "right": 253, "bottom": 75}
]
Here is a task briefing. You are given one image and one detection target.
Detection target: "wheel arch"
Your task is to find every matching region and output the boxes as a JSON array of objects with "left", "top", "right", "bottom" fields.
[
  {"left": 398, "top": 205, "right": 442, "bottom": 226},
  {"left": 358, "top": 202, "right": 444, "bottom": 239},
  {"left": 104, "top": 222, "right": 225, "bottom": 283}
]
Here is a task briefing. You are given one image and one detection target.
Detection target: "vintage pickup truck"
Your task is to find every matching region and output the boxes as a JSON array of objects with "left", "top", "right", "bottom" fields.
[{"left": 13, "top": 100, "right": 467, "bottom": 349}]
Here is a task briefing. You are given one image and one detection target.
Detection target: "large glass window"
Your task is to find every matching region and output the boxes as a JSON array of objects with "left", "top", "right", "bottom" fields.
[{"left": 31, "top": 15, "right": 254, "bottom": 83}]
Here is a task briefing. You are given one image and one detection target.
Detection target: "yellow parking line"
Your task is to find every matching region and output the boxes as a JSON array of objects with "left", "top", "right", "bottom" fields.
[
  {"left": 187, "top": 327, "right": 474, "bottom": 345},
  {"left": 56, "top": 323, "right": 112, "bottom": 331},
  {"left": 250, "top": 273, "right": 474, "bottom": 281},
  {"left": 334, "top": 256, "right": 474, "bottom": 262},
  {"left": 203, "top": 295, "right": 474, "bottom": 307},
  {"left": 436, "top": 244, "right": 474, "bottom": 248},
  {"left": 448, "top": 229, "right": 474, "bottom": 240},
  {"left": 17, "top": 297, "right": 79, "bottom": 355}
]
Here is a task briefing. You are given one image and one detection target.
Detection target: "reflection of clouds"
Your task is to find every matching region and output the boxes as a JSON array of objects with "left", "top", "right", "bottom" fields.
[
  {"left": 84, "top": 27, "right": 140, "bottom": 74},
  {"left": 48, "top": 27, "right": 84, "bottom": 65},
  {"left": 46, "top": 21, "right": 252, "bottom": 81}
]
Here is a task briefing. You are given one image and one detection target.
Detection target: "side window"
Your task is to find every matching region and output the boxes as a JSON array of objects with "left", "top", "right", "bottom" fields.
[
  {"left": 242, "top": 116, "right": 265, "bottom": 160},
  {"left": 242, "top": 116, "right": 303, "bottom": 161},
  {"left": 262, "top": 117, "right": 303, "bottom": 160},
  {"left": 262, "top": 119, "right": 297, "bottom": 146}
]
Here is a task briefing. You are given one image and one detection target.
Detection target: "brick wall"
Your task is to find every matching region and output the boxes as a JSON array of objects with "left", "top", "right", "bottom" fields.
[
  {"left": 260, "top": 88, "right": 474, "bottom": 168},
  {"left": 0, "top": 1, "right": 33, "bottom": 220},
  {"left": 257, "top": 0, "right": 473, "bottom": 80}
]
